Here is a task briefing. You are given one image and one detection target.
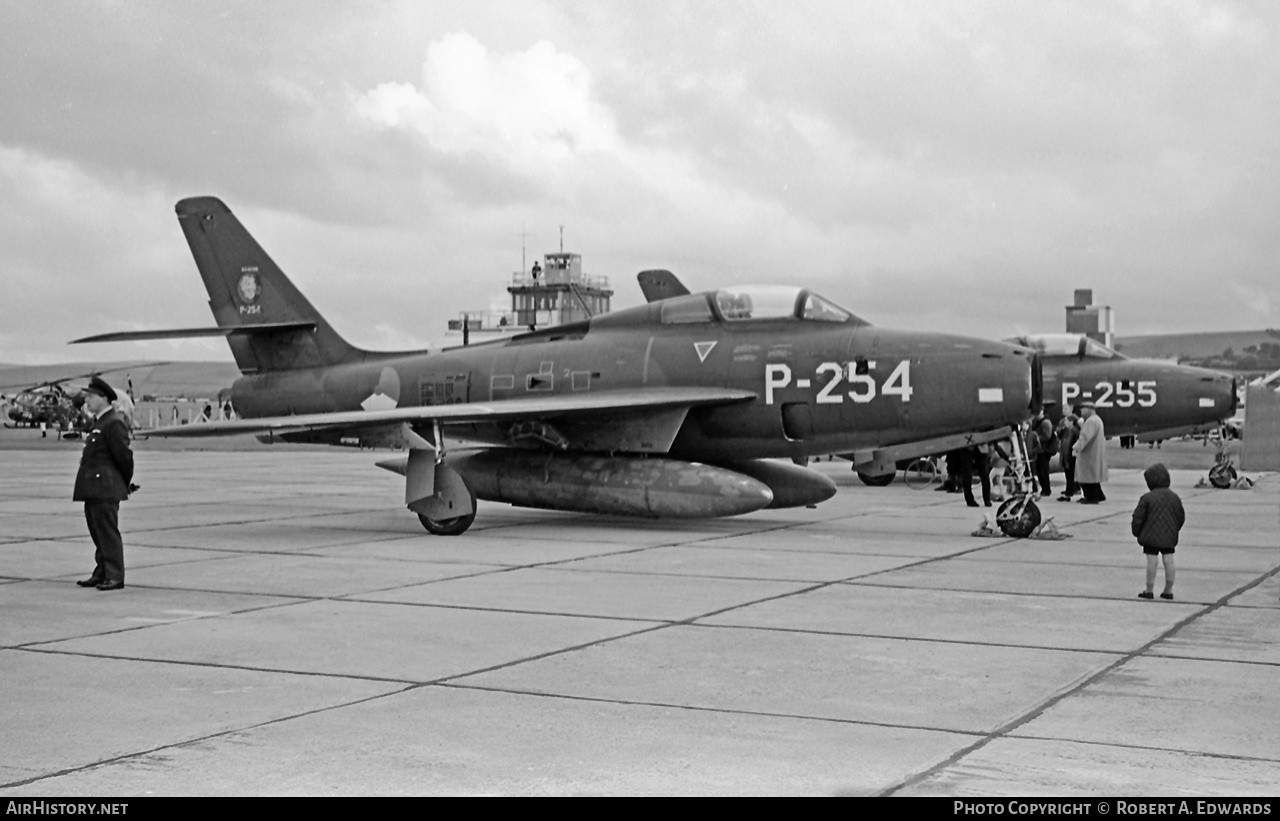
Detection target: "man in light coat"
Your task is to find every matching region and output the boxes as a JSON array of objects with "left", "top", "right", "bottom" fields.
[{"left": 1072, "top": 401, "right": 1107, "bottom": 504}]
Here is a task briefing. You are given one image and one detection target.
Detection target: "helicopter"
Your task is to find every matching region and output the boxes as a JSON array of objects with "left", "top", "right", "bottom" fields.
[{"left": 2, "top": 366, "right": 150, "bottom": 437}]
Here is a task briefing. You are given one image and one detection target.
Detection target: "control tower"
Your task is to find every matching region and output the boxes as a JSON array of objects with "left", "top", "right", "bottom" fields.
[
  {"left": 447, "top": 251, "right": 614, "bottom": 344},
  {"left": 1065, "top": 289, "right": 1114, "bottom": 348},
  {"left": 508, "top": 252, "right": 612, "bottom": 329}
]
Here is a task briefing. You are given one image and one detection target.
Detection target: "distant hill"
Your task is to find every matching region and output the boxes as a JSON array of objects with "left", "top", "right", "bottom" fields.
[
  {"left": 1114, "top": 329, "right": 1280, "bottom": 375},
  {"left": 0, "top": 361, "right": 239, "bottom": 401}
]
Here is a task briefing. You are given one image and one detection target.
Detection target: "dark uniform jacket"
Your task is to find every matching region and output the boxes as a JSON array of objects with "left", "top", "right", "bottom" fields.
[
  {"left": 1131, "top": 464, "right": 1185, "bottom": 549},
  {"left": 72, "top": 409, "right": 134, "bottom": 502}
]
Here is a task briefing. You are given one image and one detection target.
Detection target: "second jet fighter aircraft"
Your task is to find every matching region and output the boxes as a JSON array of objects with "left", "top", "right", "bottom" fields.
[{"left": 1007, "top": 333, "right": 1237, "bottom": 441}]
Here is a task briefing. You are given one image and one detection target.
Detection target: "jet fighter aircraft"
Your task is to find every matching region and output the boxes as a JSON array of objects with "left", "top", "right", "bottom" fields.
[
  {"left": 1006, "top": 334, "right": 1237, "bottom": 440},
  {"left": 75, "top": 196, "right": 1038, "bottom": 535}
]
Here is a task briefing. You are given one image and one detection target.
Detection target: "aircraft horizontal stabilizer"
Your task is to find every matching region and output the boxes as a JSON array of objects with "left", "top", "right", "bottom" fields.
[
  {"left": 71, "top": 322, "right": 318, "bottom": 344},
  {"left": 139, "top": 386, "right": 758, "bottom": 439}
]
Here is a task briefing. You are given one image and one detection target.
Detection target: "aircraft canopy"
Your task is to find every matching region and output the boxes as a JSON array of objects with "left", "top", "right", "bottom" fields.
[
  {"left": 1008, "top": 333, "right": 1122, "bottom": 359},
  {"left": 715, "top": 286, "right": 864, "bottom": 323},
  {"left": 656, "top": 286, "right": 868, "bottom": 325}
]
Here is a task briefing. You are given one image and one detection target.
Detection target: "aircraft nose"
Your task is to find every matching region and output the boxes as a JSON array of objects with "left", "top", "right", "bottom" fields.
[
  {"left": 1197, "top": 369, "right": 1238, "bottom": 417},
  {"left": 863, "top": 330, "right": 1035, "bottom": 436},
  {"left": 954, "top": 336, "right": 1037, "bottom": 427}
]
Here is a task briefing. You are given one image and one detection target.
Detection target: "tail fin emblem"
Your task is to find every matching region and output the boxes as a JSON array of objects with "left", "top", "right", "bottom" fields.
[{"left": 237, "top": 273, "right": 261, "bottom": 303}]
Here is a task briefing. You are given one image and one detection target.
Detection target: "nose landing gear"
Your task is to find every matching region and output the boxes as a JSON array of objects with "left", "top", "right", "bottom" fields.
[
  {"left": 996, "top": 496, "right": 1042, "bottom": 538},
  {"left": 993, "top": 422, "right": 1042, "bottom": 538}
]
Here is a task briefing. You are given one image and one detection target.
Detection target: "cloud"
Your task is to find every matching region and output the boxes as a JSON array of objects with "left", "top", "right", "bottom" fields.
[
  {"left": 1, "top": 2, "right": 1278, "bottom": 367},
  {"left": 349, "top": 31, "right": 832, "bottom": 273},
  {"left": 0, "top": 146, "right": 227, "bottom": 362},
  {"left": 355, "top": 33, "right": 618, "bottom": 178}
]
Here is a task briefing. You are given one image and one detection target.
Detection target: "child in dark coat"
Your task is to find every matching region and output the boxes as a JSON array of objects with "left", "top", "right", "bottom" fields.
[{"left": 1132, "top": 463, "right": 1186, "bottom": 600}]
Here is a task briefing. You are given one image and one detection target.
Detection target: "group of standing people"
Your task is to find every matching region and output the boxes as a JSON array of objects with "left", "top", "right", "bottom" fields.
[{"left": 1026, "top": 402, "right": 1108, "bottom": 504}]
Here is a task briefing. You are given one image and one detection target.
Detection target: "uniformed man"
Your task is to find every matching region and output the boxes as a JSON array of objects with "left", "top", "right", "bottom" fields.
[{"left": 73, "top": 377, "right": 134, "bottom": 591}]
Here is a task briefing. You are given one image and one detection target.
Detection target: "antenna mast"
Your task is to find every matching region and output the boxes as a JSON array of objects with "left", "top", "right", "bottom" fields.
[{"left": 517, "top": 225, "right": 534, "bottom": 273}]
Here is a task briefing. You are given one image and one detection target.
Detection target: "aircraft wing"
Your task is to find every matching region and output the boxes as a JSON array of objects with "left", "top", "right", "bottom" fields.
[{"left": 141, "top": 387, "right": 757, "bottom": 442}]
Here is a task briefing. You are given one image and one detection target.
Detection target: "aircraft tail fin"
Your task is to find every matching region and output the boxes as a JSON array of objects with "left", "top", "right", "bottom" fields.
[
  {"left": 637, "top": 269, "right": 691, "bottom": 303},
  {"left": 174, "top": 196, "right": 364, "bottom": 374}
]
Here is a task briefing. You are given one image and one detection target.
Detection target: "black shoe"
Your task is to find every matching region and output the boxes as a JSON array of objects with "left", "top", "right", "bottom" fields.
[
  {"left": 1160, "top": 592, "right": 1174, "bottom": 600},
  {"left": 76, "top": 577, "right": 104, "bottom": 588},
  {"left": 1138, "top": 591, "right": 1153, "bottom": 599},
  {"left": 95, "top": 581, "right": 125, "bottom": 591},
  {"left": 1077, "top": 498, "right": 1099, "bottom": 505}
]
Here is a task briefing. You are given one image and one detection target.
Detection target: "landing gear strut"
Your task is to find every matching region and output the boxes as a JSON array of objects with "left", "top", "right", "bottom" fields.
[{"left": 413, "top": 421, "right": 477, "bottom": 535}]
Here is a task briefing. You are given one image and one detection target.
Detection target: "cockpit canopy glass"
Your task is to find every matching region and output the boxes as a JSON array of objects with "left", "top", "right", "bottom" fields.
[
  {"left": 659, "top": 294, "right": 714, "bottom": 324},
  {"left": 1010, "top": 333, "right": 1122, "bottom": 359},
  {"left": 711, "top": 286, "right": 861, "bottom": 324}
]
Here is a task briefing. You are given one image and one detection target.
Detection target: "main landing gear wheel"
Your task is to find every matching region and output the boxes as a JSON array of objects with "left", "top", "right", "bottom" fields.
[
  {"left": 416, "top": 486, "right": 478, "bottom": 536},
  {"left": 858, "top": 471, "right": 895, "bottom": 487},
  {"left": 996, "top": 497, "right": 1041, "bottom": 538},
  {"left": 417, "top": 511, "right": 475, "bottom": 536}
]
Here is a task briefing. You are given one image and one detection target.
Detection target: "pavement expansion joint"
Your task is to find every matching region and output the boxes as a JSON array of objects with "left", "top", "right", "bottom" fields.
[
  {"left": 885, "top": 551, "right": 1280, "bottom": 795},
  {"left": 438, "top": 681, "right": 992, "bottom": 738},
  {"left": 688, "top": 620, "right": 1138, "bottom": 657}
]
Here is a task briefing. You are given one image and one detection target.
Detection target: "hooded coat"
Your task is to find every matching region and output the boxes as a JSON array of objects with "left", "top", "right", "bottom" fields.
[
  {"left": 1072, "top": 411, "right": 1108, "bottom": 484},
  {"left": 1131, "top": 464, "right": 1185, "bottom": 549}
]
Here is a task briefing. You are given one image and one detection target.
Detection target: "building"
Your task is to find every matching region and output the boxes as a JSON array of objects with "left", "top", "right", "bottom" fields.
[
  {"left": 1064, "top": 289, "right": 1114, "bottom": 347},
  {"left": 446, "top": 251, "right": 613, "bottom": 345}
]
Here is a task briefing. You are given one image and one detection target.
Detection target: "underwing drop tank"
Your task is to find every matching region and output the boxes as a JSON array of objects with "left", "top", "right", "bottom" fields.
[
  {"left": 449, "top": 450, "right": 776, "bottom": 519},
  {"left": 709, "top": 459, "right": 837, "bottom": 509}
]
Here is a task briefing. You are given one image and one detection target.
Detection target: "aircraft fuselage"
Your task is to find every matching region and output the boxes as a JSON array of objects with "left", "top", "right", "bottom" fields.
[
  {"left": 1040, "top": 356, "right": 1235, "bottom": 438},
  {"left": 231, "top": 303, "right": 1035, "bottom": 461}
]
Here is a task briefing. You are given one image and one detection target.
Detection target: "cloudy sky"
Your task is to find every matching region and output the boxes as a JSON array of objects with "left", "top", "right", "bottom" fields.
[{"left": 2, "top": 0, "right": 1277, "bottom": 365}]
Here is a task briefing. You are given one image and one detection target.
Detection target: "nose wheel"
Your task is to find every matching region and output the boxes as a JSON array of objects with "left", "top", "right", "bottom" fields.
[{"left": 996, "top": 496, "right": 1041, "bottom": 538}]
